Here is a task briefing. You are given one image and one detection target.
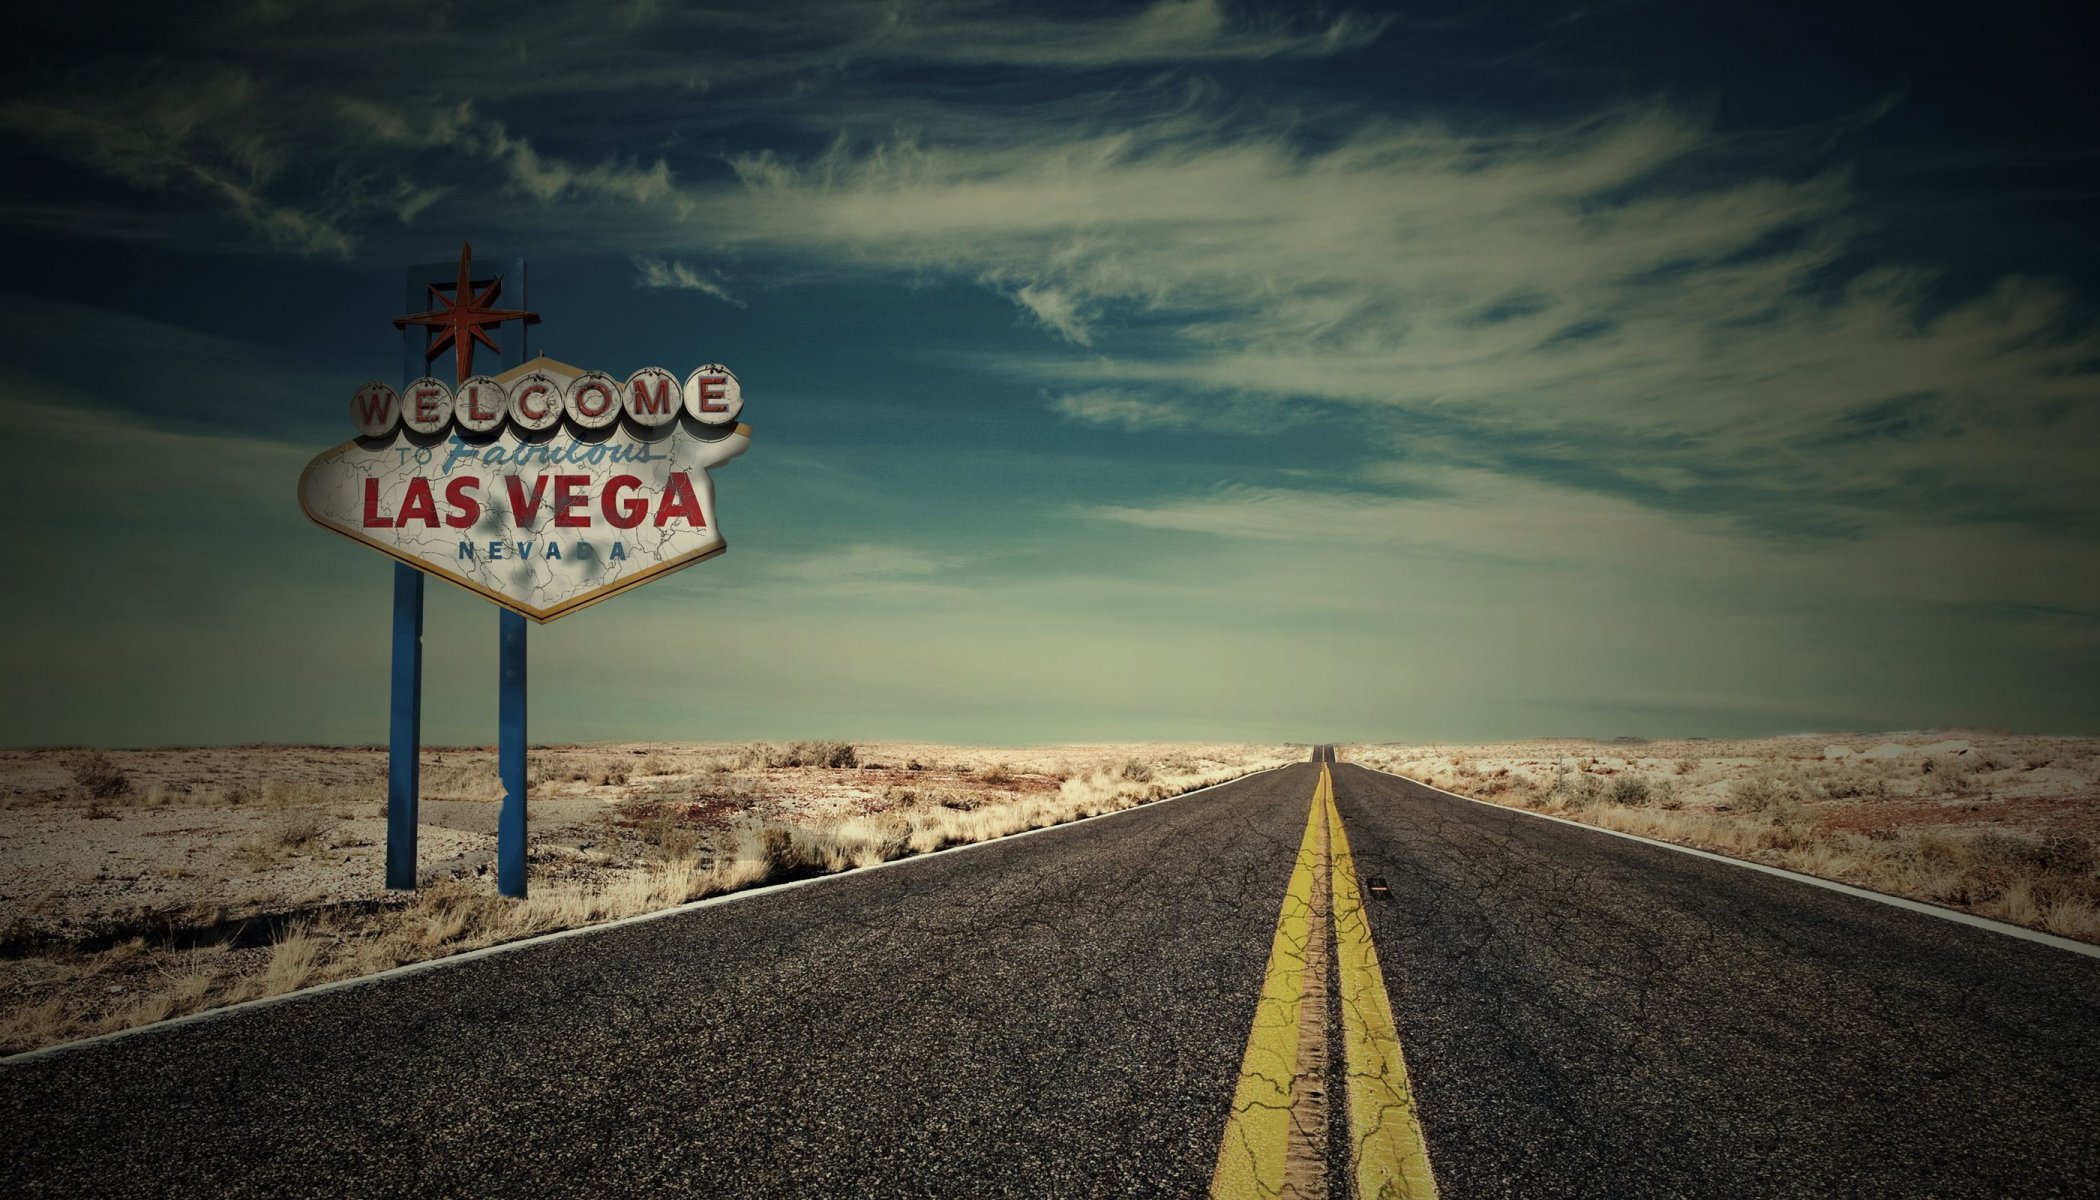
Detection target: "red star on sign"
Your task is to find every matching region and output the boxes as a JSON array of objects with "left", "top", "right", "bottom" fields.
[{"left": 393, "top": 241, "right": 541, "bottom": 384}]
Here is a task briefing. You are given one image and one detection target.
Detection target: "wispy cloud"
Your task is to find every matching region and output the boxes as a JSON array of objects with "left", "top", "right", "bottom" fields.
[
  {"left": 0, "top": 70, "right": 355, "bottom": 257},
  {"left": 1051, "top": 390, "right": 1192, "bottom": 430},
  {"left": 760, "top": 544, "right": 965, "bottom": 601},
  {"left": 693, "top": 101, "right": 2098, "bottom": 543},
  {"left": 1086, "top": 470, "right": 2100, "bottom": 618},
  {"left": 631, "top": 256, "right": 742, "bottom": 305},
  {"left": 771, "top": 543, "right": 955, "bottom": 582},
  {"left": 869, "top": 0, "right": 1390, "bottom": 67}
]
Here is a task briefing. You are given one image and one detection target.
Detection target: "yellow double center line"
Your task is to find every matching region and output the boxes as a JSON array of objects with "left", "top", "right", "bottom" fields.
[{"left": 1211, "top": 763, "right": 1438, "bottom": 1200}]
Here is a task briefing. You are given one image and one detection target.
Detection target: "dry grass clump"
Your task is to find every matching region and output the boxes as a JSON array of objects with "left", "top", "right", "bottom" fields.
[
  {"left": 425, "top": 764, "right": 507, "bottom": 801},
  {"left": 271, "top": 810, "right": 333, "bottom": 851},
  {"left": 68, "top": 751, "right": 129, "bottom": 799},
  {"left": 758, "top": 741, "right": 859, "bottom": 769}
]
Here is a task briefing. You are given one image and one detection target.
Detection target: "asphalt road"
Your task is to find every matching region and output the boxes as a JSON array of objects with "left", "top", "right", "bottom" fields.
[
  {"left": 6, "top": 753, "right": 2099, "bottom": 1197},
  {"left": 1332, "top": 763, "right": 2100, "bottom": 1197}
]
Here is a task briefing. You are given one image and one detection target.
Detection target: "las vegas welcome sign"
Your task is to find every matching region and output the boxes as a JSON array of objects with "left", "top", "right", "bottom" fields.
[{"left": 300, "top": 357, "right": 751, "bottom": 621}]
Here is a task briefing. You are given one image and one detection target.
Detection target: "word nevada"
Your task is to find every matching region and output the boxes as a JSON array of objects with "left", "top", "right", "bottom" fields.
[{"left": 351, "top": 364, "right": 742, "bottom": 437}]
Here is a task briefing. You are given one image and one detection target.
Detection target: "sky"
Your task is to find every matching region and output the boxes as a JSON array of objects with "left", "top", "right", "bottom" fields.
[{"left": 2, "top": 0, "right": 2097, "bottom": 747}]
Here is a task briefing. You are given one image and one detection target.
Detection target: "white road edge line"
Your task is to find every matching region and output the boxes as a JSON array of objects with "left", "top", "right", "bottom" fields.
[
  {"left": 1348, "top": 762, "right": 2100, "bottom": 961},
  {"left": 3, "top": 763, "right": 1297, "bottom": 1066}
]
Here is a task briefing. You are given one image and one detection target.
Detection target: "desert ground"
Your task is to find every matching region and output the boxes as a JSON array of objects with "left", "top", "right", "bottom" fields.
[
  {"left": 1345, "top": 732, "right": 2100, "bottom": 944},
  {"left": 8, "top": 731, "right": 2094, "bottom": 1057},
  {"left": 0, "top": 741, "right": 1296, "bottom": 1055}
]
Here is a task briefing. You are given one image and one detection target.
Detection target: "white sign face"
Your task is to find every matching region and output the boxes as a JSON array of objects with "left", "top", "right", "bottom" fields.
[{"left": 301, "top": 361, "right": 750, "bottom": 621}]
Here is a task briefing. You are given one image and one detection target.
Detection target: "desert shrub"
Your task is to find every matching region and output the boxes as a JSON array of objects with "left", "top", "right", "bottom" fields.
[
  {"left": 1759, "top": 820, "right": 1813, "bottom": 852},
  {"left": 763, "top": 741, "right": 858, "bottom": 769},
  {"left": 641, "top": 812, "right": 700, "bottom": 861},
  {"left": 759, "top": 825, "right": 833, "bottom": 875},
  {"left": 980, "top": 762, "right": 1014, "bottom": 785},
  {"left": 263, "top": 777, "right": 332, "bottom": 807},
  {"left": 1611, "top": 776, "right": 1652, "bottom": 807},
  {"left": 1972, "top": 831, "right": 2094, "bottom": 878},
  {"left": 1972, "top": 830, "right": 2046, "bottom": 869},
  {"left": 1547, "top": 761, "right": 1571, "bottom": 798},
  {"left": 1119, "top": 759, "right": 1155, "bottom": 783},
  {"left": 69, "top": 751, "right": 129, "bottom": 799},
  {"left": 1915, "top": 834, "right": 1967, "bottom": 867},
  {"left": 425, "top": 764, "right": 506, "bottom": 800},
  {"left": 2039, "top": 834, "right": 2097, "bottom": 877},
  {"left": 273, "top": 811, "right": 332, "bottom": 850},
  {"left": 1728, "top": 774, "right": 1788, "bottom": 813},
  {"left": 1820, "top": 773, "right": 1879, "bottom": 799}
]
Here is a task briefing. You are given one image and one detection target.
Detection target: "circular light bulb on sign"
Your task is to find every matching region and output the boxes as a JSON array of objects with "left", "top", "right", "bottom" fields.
[
  {"left": 564, "top": 371, "right": 622, "bottom": 431},
  {"left": 454, "top": 375, "right": 510, "bottom": 434},
  {"left": 351, "top": 381, "right": 400, "bottom": 437},
  {"left": 684, "top": 364, "right": 742, "bottom": 425},
  {"left": 401, "top": 376, "right": 455, "bottom": 435},
  {"left": 623, "top": 367, "right": 683, "bottom": 428},
  {"left": 507, "top": 371, "right": 564, "bottom": 433}
]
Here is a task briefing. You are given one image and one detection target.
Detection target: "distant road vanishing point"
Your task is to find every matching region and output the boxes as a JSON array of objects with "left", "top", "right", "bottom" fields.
[{"left": 6, "top": 748, "right": 2098, "bottom": 1197}]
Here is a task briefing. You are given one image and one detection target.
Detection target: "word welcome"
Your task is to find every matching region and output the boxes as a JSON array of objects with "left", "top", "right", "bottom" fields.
[
  {"left": 351, "top": 365, "right": 741, "bottom": 438},
  {"left": 361, "top": 473, "right": 707, "bottom": 530}
]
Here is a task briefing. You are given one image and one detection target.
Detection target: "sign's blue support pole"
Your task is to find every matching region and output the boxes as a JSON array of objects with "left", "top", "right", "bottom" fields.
[
  {"left": 385, "top": 563, "right": 424, "bottom": 889},
  {"left": 388, "top": 247, "right": 526, "bottom": 896},
  {"left": 497, "top": 608, "right": 528, "bottom": 898}
]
